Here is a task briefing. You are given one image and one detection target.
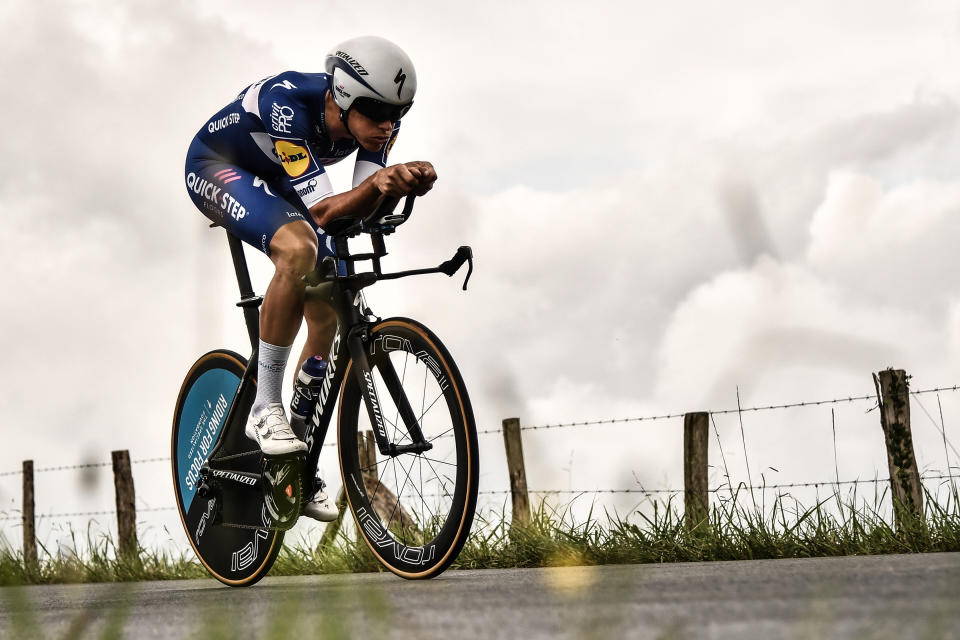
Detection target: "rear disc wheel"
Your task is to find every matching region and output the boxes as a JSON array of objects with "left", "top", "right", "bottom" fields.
[{"left": 171, "top": 349, "right": 284, "bottom": 587}]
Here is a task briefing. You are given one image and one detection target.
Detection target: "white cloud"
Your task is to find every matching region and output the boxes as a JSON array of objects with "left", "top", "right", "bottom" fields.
[
  {"left": 4, "top": 0, "right": 960, "bottom": 549},
  {"left": 807, "top": 171, "right": 960, "bottom": 312}
]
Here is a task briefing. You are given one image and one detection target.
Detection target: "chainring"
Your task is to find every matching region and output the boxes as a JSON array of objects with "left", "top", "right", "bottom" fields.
[{"left": 261, "top": 456, "right": 304, "bottom": 531}]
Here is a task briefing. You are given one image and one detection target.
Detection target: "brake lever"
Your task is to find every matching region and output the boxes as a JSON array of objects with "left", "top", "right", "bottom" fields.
[{"left": 438, "top": 246, "right": 474, "bottom": 291}]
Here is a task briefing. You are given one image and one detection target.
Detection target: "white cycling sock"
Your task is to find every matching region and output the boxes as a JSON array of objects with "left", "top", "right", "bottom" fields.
[{"left": 252, "top": 339, "right": 292, "bottom": 416}]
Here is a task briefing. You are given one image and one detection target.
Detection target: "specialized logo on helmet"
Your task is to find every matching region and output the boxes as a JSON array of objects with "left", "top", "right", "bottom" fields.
[
  {"left": 335, "top": 51, "right": 369, "bottom": 76},
  {"left": 274, "top": 140, "right": 311, "bottom": 178},
  {"left": 394, "top": 69, "right": 406, "bottom": 99}
]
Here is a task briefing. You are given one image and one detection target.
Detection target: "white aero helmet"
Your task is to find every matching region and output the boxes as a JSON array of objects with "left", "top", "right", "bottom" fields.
[{"left": 325, "top": 36, "right": 416, "bottom": 125}]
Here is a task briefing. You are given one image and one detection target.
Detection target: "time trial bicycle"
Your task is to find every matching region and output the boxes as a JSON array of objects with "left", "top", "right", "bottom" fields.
[{"left": 170, "top": 195, "right": 478, "bottom": 586}]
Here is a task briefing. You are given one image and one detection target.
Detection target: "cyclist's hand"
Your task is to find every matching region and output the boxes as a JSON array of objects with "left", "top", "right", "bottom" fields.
[
  {"left": 372, "top": 164, "right": 421, "bottom": 197},
  {"left": 404, "top": 161, "right": 438, "bottom": 196}
]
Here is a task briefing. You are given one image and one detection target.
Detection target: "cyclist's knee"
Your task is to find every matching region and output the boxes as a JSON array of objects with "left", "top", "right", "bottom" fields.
[
  {"left": 304, "top": 299, "right": 336, "bottom": 325},
  {"left": 270, "top": 221, "right": 318, "bottom": 277}
]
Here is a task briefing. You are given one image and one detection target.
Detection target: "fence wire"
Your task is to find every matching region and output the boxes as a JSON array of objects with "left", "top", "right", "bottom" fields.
[
  {"left": 474, "top": 473, "right": 960, "bottom": 498},
  {"left": 473, "top": 383, "right": 960, "bottom": 435},
  {"left": 0, "top": 506, "right": 176, "bottom": 523},
  {"left": 2, "top": 476, "right": 958, "bottom": 523}
]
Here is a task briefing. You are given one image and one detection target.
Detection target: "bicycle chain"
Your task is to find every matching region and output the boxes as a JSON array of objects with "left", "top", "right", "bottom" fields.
[
  {"left": 210, "top": 449, "right": 262, "bottom": 464},
  {"left": 217, "top": 520, "right": 293, "bottom": 532},
  {"left": 204, "top": 456, "right": 305, "bottom": 533}
]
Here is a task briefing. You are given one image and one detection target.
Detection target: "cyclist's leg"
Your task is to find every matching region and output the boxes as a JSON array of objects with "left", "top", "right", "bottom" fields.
[
  {"left": 296, "top": 234, "right": 340, "bottom": 370},
  {"left": 185, "top": 139, "right": 311, "bottom": 454},
  {"left": 185, "top": 139, "right": 316, "bottom": 345}
]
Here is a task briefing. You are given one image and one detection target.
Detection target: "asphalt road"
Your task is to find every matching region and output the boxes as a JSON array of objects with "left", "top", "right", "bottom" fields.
[{"left": 2, "top": 553, "right": 959, "bottom": 639}]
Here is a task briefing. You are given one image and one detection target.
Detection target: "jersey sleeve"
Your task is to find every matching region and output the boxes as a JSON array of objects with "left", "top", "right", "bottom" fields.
[
  {"left": 258, "top": 86, "right": 333, "bottom": 209},
  {"left": 352, "top": 120, "right": 401, "bottom": 188}
]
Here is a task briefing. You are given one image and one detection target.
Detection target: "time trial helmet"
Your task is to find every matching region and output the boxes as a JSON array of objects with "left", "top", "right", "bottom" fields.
[{"left": 325, "top": 36, "right": 417, "bottom": 124}]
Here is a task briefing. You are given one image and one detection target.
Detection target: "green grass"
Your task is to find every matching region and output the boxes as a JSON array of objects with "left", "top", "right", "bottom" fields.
[{"left": 2, "top": 485, "right": 960, "bottom": 585}]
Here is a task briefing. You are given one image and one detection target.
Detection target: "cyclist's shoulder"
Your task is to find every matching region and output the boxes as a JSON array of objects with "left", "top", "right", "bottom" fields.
[{"left": 256, "top": 71, "right": 330, "bottom": 103}]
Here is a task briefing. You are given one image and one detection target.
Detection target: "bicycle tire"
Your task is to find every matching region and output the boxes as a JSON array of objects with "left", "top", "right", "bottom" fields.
[
  {"left": 338, "top": 318, "right": 478, "bottom": 579},
  {"left": 171, "top": 349, "right": 284, "bottom": 587}
]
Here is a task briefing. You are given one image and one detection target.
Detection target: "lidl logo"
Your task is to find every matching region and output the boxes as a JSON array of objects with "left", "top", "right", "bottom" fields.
[{"left": 274, "top": 140, "right": 311, "bottom": 178}]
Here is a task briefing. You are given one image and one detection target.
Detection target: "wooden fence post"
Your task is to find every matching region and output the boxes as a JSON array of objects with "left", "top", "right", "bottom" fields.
[
  {"left": 111, "top": 450, "right": 138, "bottom": 558},
  {"left": 22, "top": 460, "right": 36, "bottom": 567},
  {"left": 684, "top": 412, "right": 709, "bottom": 530},
  {"left": 874, "top": 369, "right": 923, "bottom": 530},
  {"left": 502, "top": 418, "right": 531, "bottom": 527}
]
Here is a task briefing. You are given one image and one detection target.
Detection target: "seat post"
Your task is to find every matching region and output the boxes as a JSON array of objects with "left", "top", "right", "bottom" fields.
[{"left": 226, "top": 231, "right": 261, "bottom": 350}]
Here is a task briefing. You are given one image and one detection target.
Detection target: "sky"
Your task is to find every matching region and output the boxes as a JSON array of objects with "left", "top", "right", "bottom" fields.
[{"left": 2, "top": 0, "right": 960, "bottom": 552}]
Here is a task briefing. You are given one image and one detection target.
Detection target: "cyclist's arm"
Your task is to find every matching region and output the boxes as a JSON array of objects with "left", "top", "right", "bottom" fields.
[
  {"left": 312, "top": 120, "right": 432, "bottom": 229},
  {"left": 309, "top": 165, "right": 422, "bottom": 230}
]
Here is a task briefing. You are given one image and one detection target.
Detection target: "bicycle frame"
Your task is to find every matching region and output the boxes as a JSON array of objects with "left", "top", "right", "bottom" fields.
[{"left": 204, "top": 197, "right": 472, "bottom": 499}]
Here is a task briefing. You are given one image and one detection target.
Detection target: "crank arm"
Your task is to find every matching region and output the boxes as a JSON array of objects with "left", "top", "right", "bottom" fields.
[{"left": 204, "top": 466, "right": 261, "bottom": 489}]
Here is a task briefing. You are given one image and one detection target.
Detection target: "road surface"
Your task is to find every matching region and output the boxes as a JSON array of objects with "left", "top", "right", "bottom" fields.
[{"left": 2, "top": 552, "right": 959, "bottom": 638}]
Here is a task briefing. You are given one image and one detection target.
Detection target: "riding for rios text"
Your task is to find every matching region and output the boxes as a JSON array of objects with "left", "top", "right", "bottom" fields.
[{"left": 185, "top": 393, "right": 229, "bottom": 492}]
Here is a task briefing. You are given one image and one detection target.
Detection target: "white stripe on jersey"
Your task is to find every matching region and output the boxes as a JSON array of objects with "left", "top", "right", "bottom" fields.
[
  {"left": 293, "top": 173, "right": 334, "bottom": 210},
  {"left": 241, "top": 74, "right": 277, "bottom": 119},
  {"left": 352, "top": 160, "right": 381, "bottom": 188},
  {"left": 248, "top": 132, "right": 282, "bottom": 165}
]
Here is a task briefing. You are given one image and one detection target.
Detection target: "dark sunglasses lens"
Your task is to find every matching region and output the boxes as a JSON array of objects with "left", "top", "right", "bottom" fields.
[{"left": 354, "top": 98, "right": 412, "bottom": 122}]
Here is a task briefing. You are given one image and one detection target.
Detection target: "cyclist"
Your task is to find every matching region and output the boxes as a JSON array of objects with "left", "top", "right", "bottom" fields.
[{"left": 184, "top": 36, "right": 436, "bottom": 521}]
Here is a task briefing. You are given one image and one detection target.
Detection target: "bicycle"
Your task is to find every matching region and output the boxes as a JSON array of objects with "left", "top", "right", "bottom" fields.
[{"left": 170, "top": 195, "right": 478, "bottom": 586}]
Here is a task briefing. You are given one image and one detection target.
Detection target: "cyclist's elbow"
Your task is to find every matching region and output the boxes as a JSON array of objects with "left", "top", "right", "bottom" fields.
[{"left": 309, "top": 198, "right": 335, "bottom": 229}]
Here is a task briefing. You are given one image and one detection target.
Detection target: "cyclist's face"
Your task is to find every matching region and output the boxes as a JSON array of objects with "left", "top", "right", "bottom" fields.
[{"left": 348, "top": 109, "right": 394, "bottom": 152}]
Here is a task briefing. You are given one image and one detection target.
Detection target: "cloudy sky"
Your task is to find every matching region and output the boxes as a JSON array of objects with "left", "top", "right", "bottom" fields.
[{"left": 2, "top": 0, "right": 960, "bottom": 551}]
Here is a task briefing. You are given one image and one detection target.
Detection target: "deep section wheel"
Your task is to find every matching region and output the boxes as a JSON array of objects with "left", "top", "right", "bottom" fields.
[{"left": 338, "top": 318, "right": 478, "bottom": 579}]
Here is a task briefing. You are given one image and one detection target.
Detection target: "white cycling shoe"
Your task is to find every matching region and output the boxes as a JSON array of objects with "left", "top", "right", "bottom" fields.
[
  {"left": 244, "top": 403, "right": 307, "bottom": 457},
  {"left": 302, "top": 481, "right": 339, "bottom": 521}
]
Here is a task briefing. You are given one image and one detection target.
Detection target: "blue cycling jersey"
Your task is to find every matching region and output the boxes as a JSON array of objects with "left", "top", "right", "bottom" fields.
[
  {"left": 184, "top": 71, "right": 399, "bottom": 262},
  {"left": 195, "top": 70, "right": 399, "bottom": 210}
]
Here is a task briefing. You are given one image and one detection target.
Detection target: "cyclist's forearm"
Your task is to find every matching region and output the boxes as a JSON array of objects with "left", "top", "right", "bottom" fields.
[{"left": 308, "top": 177, "right": 383, "bottom": 230}]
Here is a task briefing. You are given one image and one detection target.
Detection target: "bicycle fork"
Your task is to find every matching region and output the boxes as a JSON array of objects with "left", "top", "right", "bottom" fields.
[{"left": 347, "top": 326, "right": 433, "bottom": 458}]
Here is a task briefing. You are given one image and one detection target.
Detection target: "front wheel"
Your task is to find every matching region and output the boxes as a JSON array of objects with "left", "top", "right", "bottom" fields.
[{"left": 338, "top": 318, "right": 479, "bottom": 579}]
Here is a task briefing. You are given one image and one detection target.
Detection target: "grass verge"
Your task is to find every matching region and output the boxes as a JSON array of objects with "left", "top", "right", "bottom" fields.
[{"left": 1, "top": 485, "right": 959, "bottom": 585}]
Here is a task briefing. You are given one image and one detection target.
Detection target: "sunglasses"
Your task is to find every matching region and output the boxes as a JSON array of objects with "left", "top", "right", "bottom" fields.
[{"left": 351, "top": 97, "right": 413, "bottom": 123}]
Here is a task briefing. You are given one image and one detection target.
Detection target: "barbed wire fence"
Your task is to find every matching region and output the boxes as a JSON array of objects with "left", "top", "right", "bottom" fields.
[{"left": 1, "top": 373, "right": 957, "bottom": 550}]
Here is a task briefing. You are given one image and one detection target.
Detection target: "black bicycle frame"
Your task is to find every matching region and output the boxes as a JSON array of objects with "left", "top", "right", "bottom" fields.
[{"left": 205, "top": 198, "right": 469, "bottom": 495}]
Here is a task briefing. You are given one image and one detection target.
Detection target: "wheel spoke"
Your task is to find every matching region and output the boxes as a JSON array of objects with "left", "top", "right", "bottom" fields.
[
  {"left": 428, "top": 426, "right": 455, "bottom": 444},
  {"left": 421, "top": 455, "right": 454, "bottom": 499},
  {"left": 418, "top": 456, "right": 458, "bottom": 467},
  {"left": 417, "top": 391, "right": 445, "bottom": 426},
  {"left": 387, "top": 452, "right": 417, "bottom": 537}
]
